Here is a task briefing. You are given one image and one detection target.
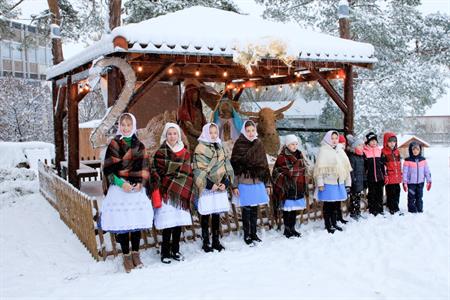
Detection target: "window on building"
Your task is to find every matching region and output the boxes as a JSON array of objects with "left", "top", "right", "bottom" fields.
[
  {"left": 12, "top": 43, "right": 23, "bottom": 60},
  {"left": 1, "top": 43, "right": 11, "bottom": 58}
]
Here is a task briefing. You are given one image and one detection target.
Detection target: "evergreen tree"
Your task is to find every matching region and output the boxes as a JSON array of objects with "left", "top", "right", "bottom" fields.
[{"left": 256, "top": 0, "right": 449, "bottom": 134}]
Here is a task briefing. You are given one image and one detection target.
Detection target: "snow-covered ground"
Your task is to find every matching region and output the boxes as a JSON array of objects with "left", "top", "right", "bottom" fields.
[{"left": 1, "top": 146, "right": 449, "bottom": 300}]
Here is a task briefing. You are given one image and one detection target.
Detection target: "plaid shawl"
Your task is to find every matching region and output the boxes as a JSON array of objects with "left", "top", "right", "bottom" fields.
[
  {"left": 102, "top": 135, "right": 150, "bottom": 195},
  {"left": 272, "top": 146, "right": 307, "bottom": 206},
  {"left": 193, "top": 141, "right": 234, "bottom": 195},
  {"left": 151, "top": 141, "right": 194, "bottom": 210},
  {"left": 230, "top": 134, "right": 271, "bottom": 184}
]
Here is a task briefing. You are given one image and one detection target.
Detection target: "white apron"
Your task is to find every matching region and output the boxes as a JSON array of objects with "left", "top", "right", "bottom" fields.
[
  {"left": 154, "top": 201, "right": 193, "bottom": 230},
  {"left": 198, "top": 189, "right": 230, "bottom": 215},
  {"left": 101, "top": 185, "right": 154, "bottom": 232}
]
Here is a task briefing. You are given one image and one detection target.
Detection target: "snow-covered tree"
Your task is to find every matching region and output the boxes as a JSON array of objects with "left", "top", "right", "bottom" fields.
[
  {"left": 123, "top": 0, "right": 240, "bottom": 23},
  {"left": 0, "top": 77, "right": 52, "bottom": 142},
  {"left": 256, "top": 0, "right": 449, "bottom": 135}
]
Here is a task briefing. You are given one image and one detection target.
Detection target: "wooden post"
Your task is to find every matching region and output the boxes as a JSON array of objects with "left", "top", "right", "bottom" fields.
[
  {"left": 67, "top": 76, "right": 80, "bottom": 189},
  {"left": 53, "top": 81, "right": 65, "bottom": 175},
  {"left": 339, "top": 0, "right": 354, "bottom": 135}
]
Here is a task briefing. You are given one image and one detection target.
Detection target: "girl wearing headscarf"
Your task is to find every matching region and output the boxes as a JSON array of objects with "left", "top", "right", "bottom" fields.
[
  {"left": 230, "top": 120, "right": 271, "bottom": 246},
  {"left": 272, "top": 134, "right": 307, "bottom": 238},
  {"left": 314, "top": 130, "right": 352, "bottom": 234},
  {"left": 151, "top": 123, "right": 194, "bottom": 264},
  {"left": 193, "top": 123, "right": 235, "bottom": 252},
  {"left": 102, "top": 113, "right": 153, "bottom": 273}
]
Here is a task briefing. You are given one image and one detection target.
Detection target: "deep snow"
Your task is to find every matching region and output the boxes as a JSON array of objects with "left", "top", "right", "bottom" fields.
[{"left": 0, "top": 146, "right": 449, "bottom": 300}]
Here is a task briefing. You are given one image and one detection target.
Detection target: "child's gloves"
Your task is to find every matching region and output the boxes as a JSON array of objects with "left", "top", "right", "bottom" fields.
[
  {"left": 426, "top": 182, "right": 432, "bottom": 191},
  {"left": 151, "top": 189, "right": 162, "bottom": 208},
  {"left": 403, "top": 183, "right": 408, "bottom": 192}
]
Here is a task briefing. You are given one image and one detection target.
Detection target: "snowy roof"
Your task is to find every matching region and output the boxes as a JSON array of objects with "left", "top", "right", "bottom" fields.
[
  {"left": 247, "top": 99, "right": 324, "bottom": 118},
  {"left": 397, "top": 134, "right": 430, "bottom": 148},
  {"left": 46, "top": 6, "right": 377, "bottom": 79}
]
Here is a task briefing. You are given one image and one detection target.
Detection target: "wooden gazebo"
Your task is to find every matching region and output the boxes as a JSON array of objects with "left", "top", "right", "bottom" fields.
[{"left": 46, "top": 6, "right": 376, "bottom": 190}]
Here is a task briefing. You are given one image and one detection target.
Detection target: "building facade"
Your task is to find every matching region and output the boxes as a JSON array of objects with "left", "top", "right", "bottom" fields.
[{"left": 0, "top": 19, "right": 52, "bottom": 80}]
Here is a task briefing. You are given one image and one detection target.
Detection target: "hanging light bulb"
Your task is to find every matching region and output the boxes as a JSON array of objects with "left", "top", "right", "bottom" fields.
[
  {"left": 195, "top": 68, "right": 200, "bottom": 76},
  {"left": 242, "top": 83, "right": 246, "bottom": 88},
  {"left": 223, "top": 70, "right": 228, "bottom": 77},
  {"left": 248, "top": 69, "right": 253, "bottom": 75},
  {"left": 227, "top": 84, "right": 234, "bottom": 90},
  {"left": 168, "top": 68, "right": 173, "bottom": 75},
  {"left": 255, "top": 87, "right": 259, "bottom": 92},
  {"left": 137, "top": 65, "right": 143, "bottom": 72},
  {"left": 278, "top": 85, "right": 283, "bottom": 91}
]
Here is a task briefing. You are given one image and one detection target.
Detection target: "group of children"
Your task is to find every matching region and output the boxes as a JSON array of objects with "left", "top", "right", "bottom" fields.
[{"left": 100, "top": 113, "right": 432, "bottom": 273}]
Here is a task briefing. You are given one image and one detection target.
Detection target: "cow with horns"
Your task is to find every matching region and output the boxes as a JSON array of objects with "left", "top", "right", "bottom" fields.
[{"left": 237, "top": 100, "right": 295, "bottom": 156}]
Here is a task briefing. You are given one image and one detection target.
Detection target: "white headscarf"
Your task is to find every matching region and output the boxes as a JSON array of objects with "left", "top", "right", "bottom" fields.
[
  {"left": 116, "top": 113, "right": 137, "bottom": 139},
  {"left": 284, "top": 134, "right": 299, "bottom": 146},
  {"left": 160, "top": 122, "right": 185, "bottom": 152},
  {"left": 198, "top": 123, "right": 222, "bottom": 144},
  {"left": 241, "top": 120, "right": 258, "bottom": 142}
]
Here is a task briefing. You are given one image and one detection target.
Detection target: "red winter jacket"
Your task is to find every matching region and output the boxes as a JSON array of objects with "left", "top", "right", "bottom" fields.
[{"left": 381, "top": 132, "right": 402, "bottom": 184}]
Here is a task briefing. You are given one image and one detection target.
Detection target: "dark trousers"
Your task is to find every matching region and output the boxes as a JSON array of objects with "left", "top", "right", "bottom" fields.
[
  {"left": 282, "top": 210, "right": 297, "bottom": 230},
  {"left": 322, "top": 201, "right": 339, "bottom": 229},
  {"left": 242, "top": 206, "right": 258, "bottom": 238},
  {"left": 367, "top": 181, "right": 384, "bottom": 215},
  {"left": 161, "top": 226, "right": 182, "bottom": 258},
  {"left": 200, "top": 213, "right": 220, "bottom": 242},
  {"left": 385, "top": 184, "right": 400, "bottom": 214},
  {"left": 407, "top": 183, "right": 424, "bottom": 213},
  {"left": 116, "top": 231, "right": 141, "bottom": 255},
  {"left": 349, "top": 192, "right": 362, "bottom": 216}
]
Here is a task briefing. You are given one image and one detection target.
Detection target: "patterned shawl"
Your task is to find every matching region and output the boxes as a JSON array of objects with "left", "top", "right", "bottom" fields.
[
  {"left": 193, "top": 141, "right": 234, "bottom": 195},
  {"left": 230, "top": 133, "right": 270, "bottom": 184},
  {"left": 151, "top": 141, "right": 194, "bottom": 210},
  {"left": 102, "top": 135, "right": 150, "bottom": 195},
  {"left": 272, "top": 146, "right": 307, "bottom": 205}
]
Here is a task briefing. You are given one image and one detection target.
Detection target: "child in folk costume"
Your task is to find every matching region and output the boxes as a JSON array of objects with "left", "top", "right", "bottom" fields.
[
  {"left": 151, "top": 123, "right": 194, "bottom": 264},
  {"left": 193, "top": 123, "right": 235, "bottom": 252},
  {"left": 314, "top": 130, "right": 352, "bottom": 234},
  {"left": 231, "top": 120, "right": 271, "bottom": 245},
  {"left": 363, "top": 132, "right": 385, "bottom": 216},
  {"left": 346, "top": 134, "right": 366, "bottom": 220},
  {"left": 101, "top": 113, "right": 154, "bottom": 273},
  {"left": 403, "top": 142, "right": 432, "bottom": 213},
  {"left": 381, "top": 132, "right": 403, "bottom": 214},
  {"left": 272, "top": 135, "right": 307, "bottom": 238}
]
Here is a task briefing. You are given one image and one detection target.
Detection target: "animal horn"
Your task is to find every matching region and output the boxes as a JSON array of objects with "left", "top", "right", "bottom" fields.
[
  {"left": 236, "top": 106, "right": 259, "bottom": 117},
  {"left": 275, "top": 100, "right": 295, "bottom": 115}
]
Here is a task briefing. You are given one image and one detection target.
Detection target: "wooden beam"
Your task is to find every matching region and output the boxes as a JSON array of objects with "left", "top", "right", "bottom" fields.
[
  {"left": 309, "top": 68, "right": 348, "bottom": 114},
  {"left": 343, "top": 64, "right": 354, "bottom": 135},
  {"left": 67, "top": 76, "right": 80, "bottom": 189},
  {"left": 107, "top": 67, "right": 122, "bottom": 107},
  {"left": 52, "top": 82, "right": 65, "bottom": 175},
  {"left": 127, "top": 62, "right": 175, "bottom": 110}
]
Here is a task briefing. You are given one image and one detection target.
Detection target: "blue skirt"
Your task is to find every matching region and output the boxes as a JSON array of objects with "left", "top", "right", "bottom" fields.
[
  {"left": 234, "top": 183, "right": 269, "bottom": 207},
  {"left": 318, "top": 184, "right": 347, "bottom": 202},
  {"left": 283, "top": 197, "right": 306, "bottom": 211}
]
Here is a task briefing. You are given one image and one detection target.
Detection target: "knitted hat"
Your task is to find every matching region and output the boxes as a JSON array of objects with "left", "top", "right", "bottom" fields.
[
  {"left": 365, "top": 132, "right": 378, "bottom": 144},
  {"left": 346, "top": 134, "right": 364, "bottom": 150},
  {"left": 285, "top": 134, "right": 299, "bottom": 146}
]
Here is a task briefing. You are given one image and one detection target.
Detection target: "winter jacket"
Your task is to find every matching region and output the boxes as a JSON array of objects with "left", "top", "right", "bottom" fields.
[
  {"left": 381, "top": 132, "right": 403, "bottom": 185},
  {"left": 403, "top": 143, "right": 431, "bottom": 184},
  {"left": 348, "top": 152, "right": 366, "bottom": 193},
  {"left": 363, "top": 145, "right": 384, "bottom": 183}
]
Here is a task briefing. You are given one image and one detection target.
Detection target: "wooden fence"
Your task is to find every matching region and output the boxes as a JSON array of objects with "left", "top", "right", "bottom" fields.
[{"left": 39, "top": 161, "right": 368, "bottom": 261}]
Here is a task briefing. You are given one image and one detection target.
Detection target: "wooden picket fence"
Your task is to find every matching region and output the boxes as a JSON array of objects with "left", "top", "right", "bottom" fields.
[{"left": 38, "top": 161, "right": 368, "bottom": 261}]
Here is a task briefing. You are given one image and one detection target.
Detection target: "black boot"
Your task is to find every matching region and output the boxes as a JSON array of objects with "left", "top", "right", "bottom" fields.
[
  {"left": 200, "top": 215, "right": 213, "bottom": 253},
  {"left": 250, "top": 206, "right": 261, "bottom": 242},
  {"left": 290, "top": 211, "right": 301, "bottom": 238},
  {"left": 242, "top": 207, "right": 253, "bottom": 245},
  {"left": 331, "top": 209, "right": 343, "bottom": 231},
  {"left": 323, "top": 203, "right": 335, "bottom": 234},
  {"left": 211, "top": 214, "right": 225, "bottom": 251},
  {"left": 283, "top": 211, "right": 293, "bottom": 238}
]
